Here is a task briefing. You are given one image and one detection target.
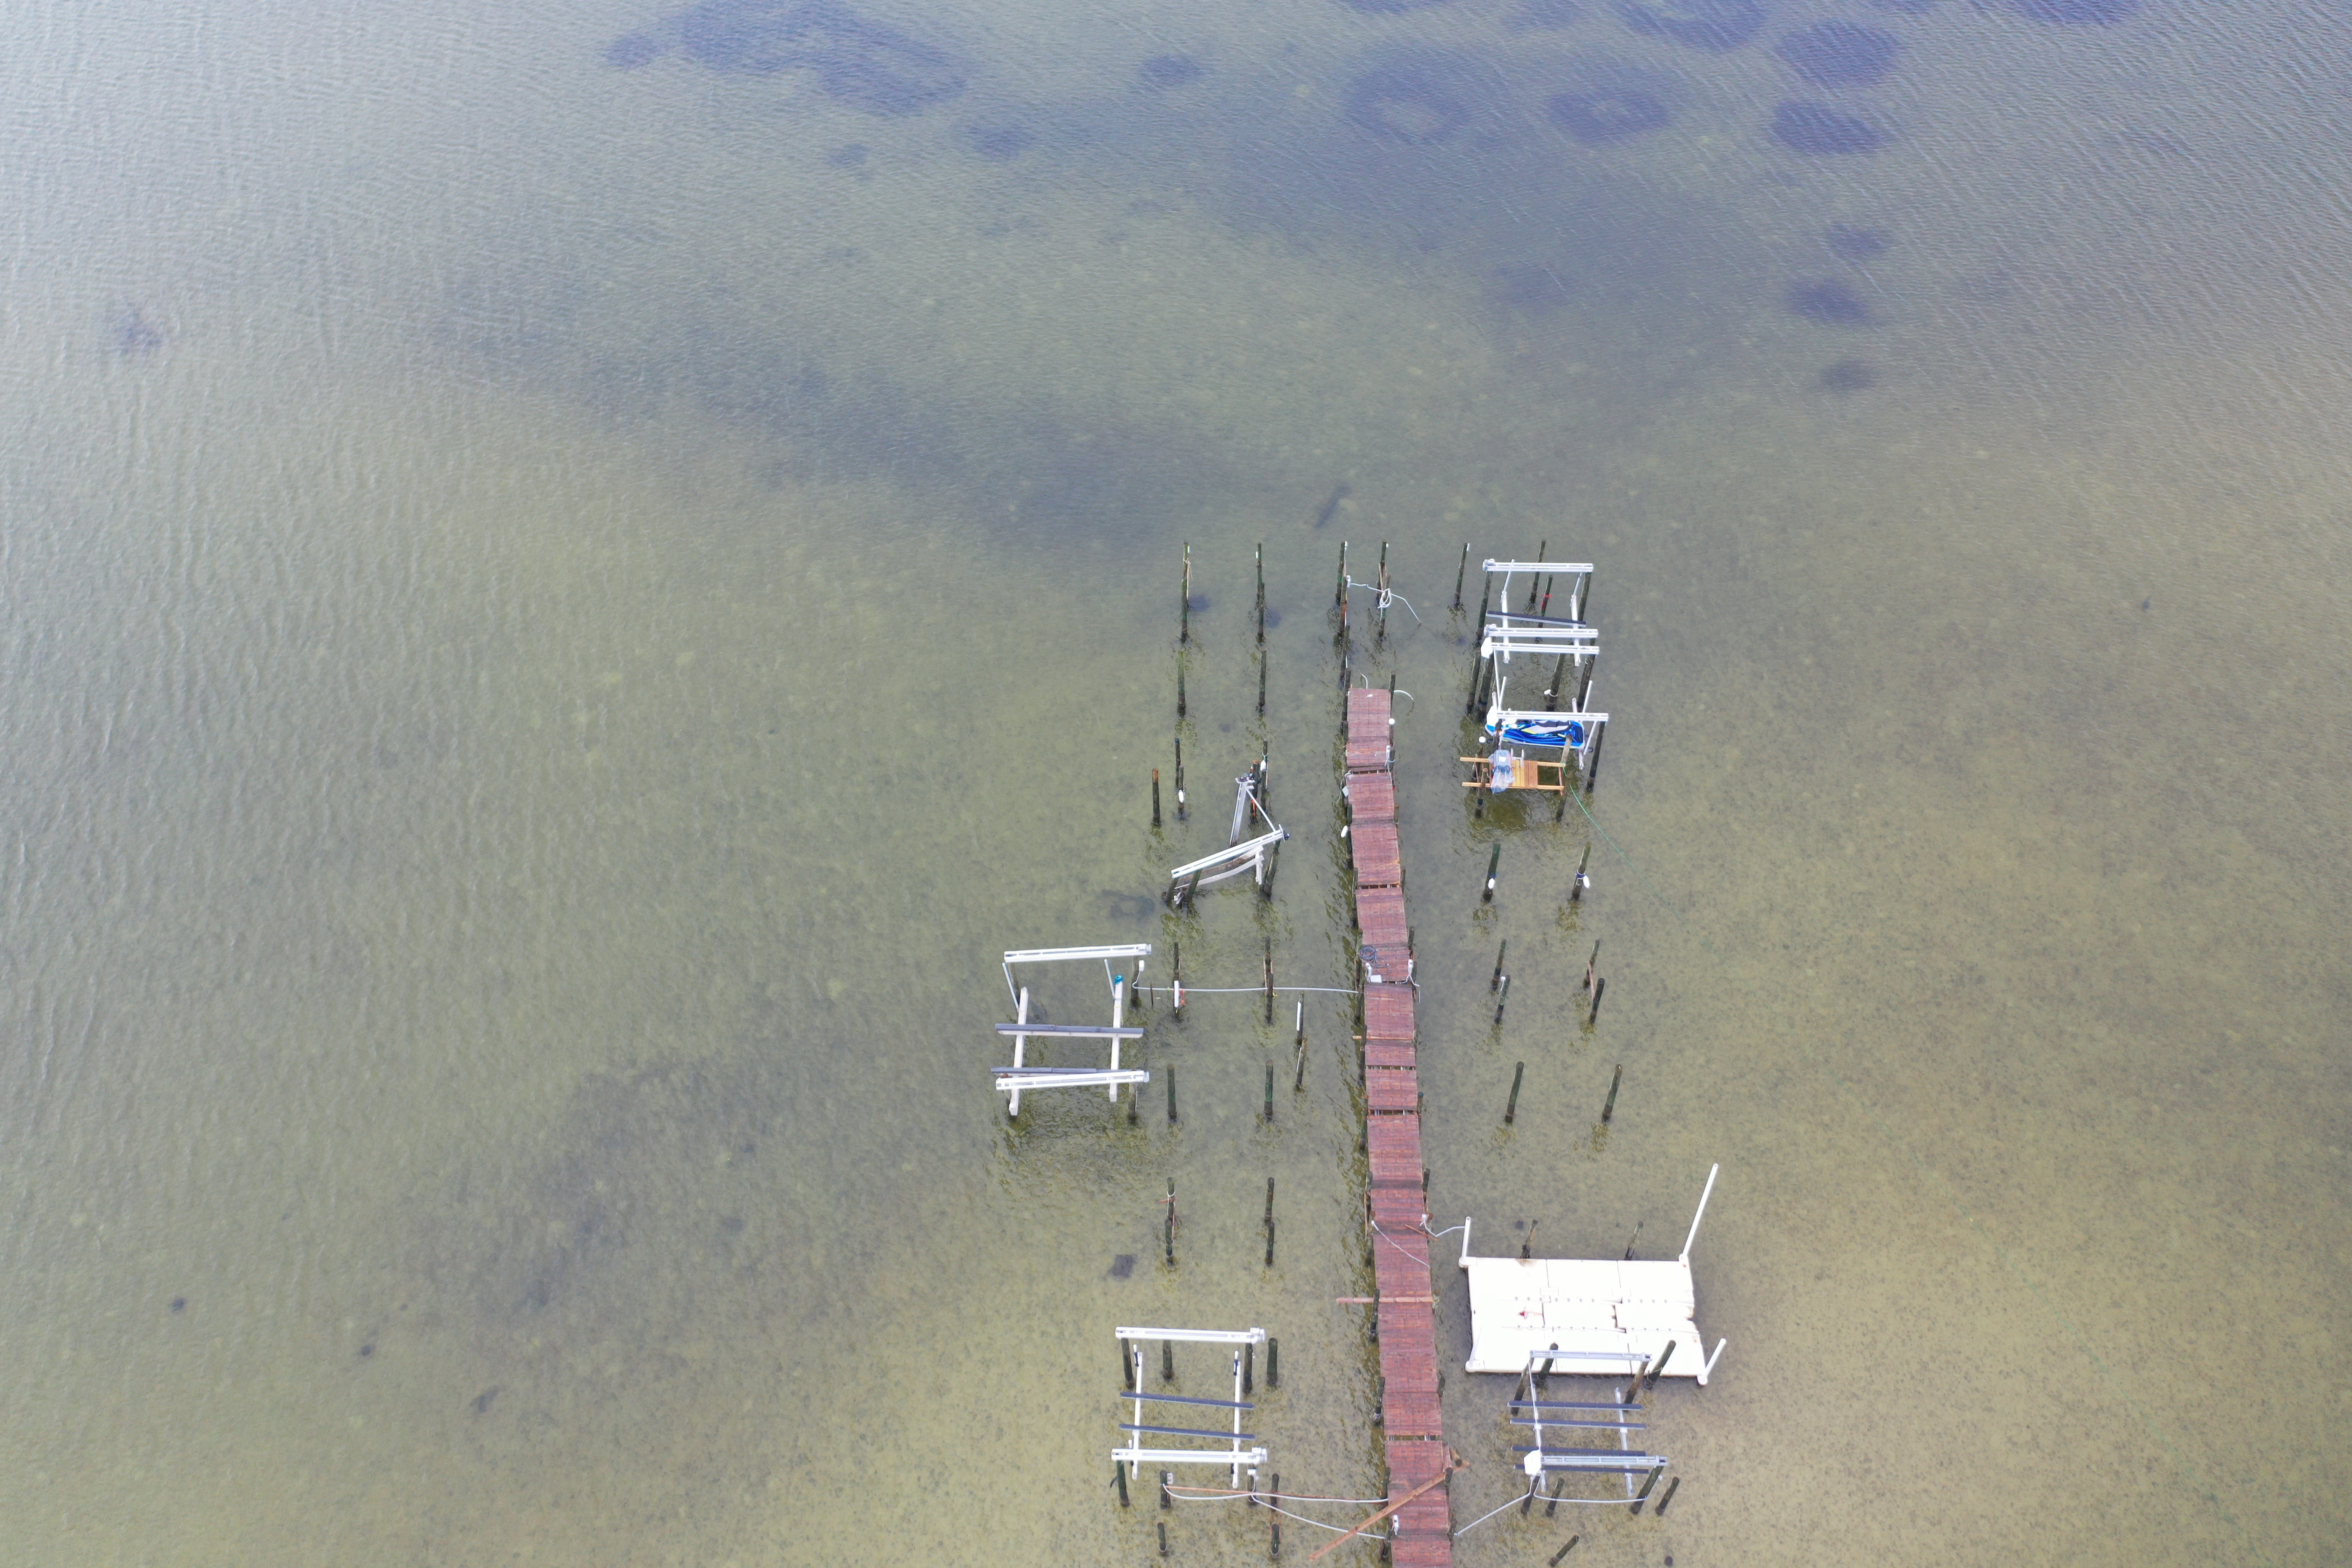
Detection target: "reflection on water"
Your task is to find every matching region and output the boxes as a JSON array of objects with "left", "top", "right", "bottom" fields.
[{"left": 0, "top": 0, "right": 2347, "bottom": 1562}]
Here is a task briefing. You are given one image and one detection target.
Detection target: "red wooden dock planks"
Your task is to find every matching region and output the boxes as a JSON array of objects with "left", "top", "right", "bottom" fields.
[
  {"left": 1342, "top": 688, "right": 1452, "bottom": 1563},
  {"left": 1366, "top": 1066, "right": 1419, "bottom": 1112},
  {"left": 1363, "top": 986, "right": 1416, "bottom": 1041},
  {"left": 1345, "top": 771, "right": 1395, "bottom": 825},
  {"left": 1351, "top": 821, "right": 1403, "bottom": 888},
  {"left": 1357, "top": 887, "right": 1410, "bottom": 952}
]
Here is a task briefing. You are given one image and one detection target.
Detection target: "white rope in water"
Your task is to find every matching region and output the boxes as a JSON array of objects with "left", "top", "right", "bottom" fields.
[
  {"left": 1342, "top": 575, "right": 1425, "bottom": 625},
  {"left": 1453, "top": 1489, "right": 1655, "bottom": 1537},
  {"left": 1451, "top": 1491, "right": 1534, "bottom": 1538},
  {"left": 1142, "top": 986, "right": 1360, "bottom": 997}
]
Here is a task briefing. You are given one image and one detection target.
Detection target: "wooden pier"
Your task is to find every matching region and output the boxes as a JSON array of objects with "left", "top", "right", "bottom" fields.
[{"left": 1343, "top": 686, "right": 1453, "bottom": 1567}]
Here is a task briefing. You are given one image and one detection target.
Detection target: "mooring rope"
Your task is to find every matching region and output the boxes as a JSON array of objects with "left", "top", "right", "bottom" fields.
[
  {"left": 1341, "top": 575, "right": 1424, "bottom": 625},
  {"left": 1564, "top": 784, "right": 2274, "bottom": 1568}
]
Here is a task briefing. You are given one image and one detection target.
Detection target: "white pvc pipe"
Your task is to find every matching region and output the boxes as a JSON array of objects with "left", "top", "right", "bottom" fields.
[
  {"left": 1678, "top": 1164, "right": 1720, "bottom": 1266},
  {"left": 1009, "top": 986, "right": 1029, "bottom": 1118},
  {"left": 1109, "top": 977, "right": 1126, "bottom": 1101},
  {"left": 1701, "top": 1338, "right": 1727, "bottom": 1384}
]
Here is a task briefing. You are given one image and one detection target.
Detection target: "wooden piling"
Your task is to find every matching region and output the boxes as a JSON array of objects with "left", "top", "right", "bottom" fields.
[
  {"left": 1152, "top": 769, "right": 1163, "bottom": 829},
  {"left": 1165, "top": 1179, "right": 1176, "bottom": 1267},
  {"left": 1336, "top": 541, "right": 1348, "bottom": 608},
  {"left": 1243, "top": 1342, "right": 1256, "bottom": 1396},
  {"left": 1453, "top": 543, "right": 1468, "bottom": 612},
  {"left": 1482, "top": 843, "right": 1501, "bottom": 903},
  {"left": 1490, "top": 940, "right": 1507, "bottom": 992},
  {"left": 1168, "top": 1065, "right": 1179, "bottom": 1124},
  {"left": 1583, "top": 720, "right": 1606, "bottom": 794},
  {"left": 1584, "top": 941, "right": 1600, "bottom": 999},
  {"left": 1271, "top": 1472, "right": 1282, "bottom": 1557},
  {"left": 1569, "top": 843, "right": 1590, "bottom": 903},
  {"left": 1267, "top": 1337, "right": 1279, "bottom": 1388},
  {"left": 1628, "top": 1464, "right": 1662, "bottom": 1515},
  {"left": 1121, "top": 1338, "right": 1133, "bottom": 1388},
  {"left": 1527, "top": 542, "right": 1547, "bottom": 611},
  {"left": 1257, "top": 543, "right": 1267, "bottom": 646},
  {"left": 1601, "top": 1063, "right": 1621, "bottom": 1123},
  {"left": 1588, "top": 976, "right": 1605, "bottom": 1026},
  {"left": 1547, "top": 1536, "right": 1579, "bottom": 1565},
  {"left": 1117, "top": 1463, "right": 1131, "bottom": 1508},
  {"left": 1375, "top": 541, "right": 1390, "bottom": 642},
  {"left": 1265, "top": 940, "right": 1276, "bottom": 1023},
  {"left": 1161, "top": 1471, "right": 1174, "bottom": 1510},
  {"left": 1182, "top": 545, "right": 1192, "bottom": 645},
  {"left": 1259, "top": 648, "right": 1268, "bottom": 717},
  {"left": 1504, "top": 1061, "right": 1524, "bottom": 1124},
  {"left": 1175, "top": 737, "right": 1187, "bottom": 818},
  {"left": 1653, "top": 1477, "right": 1679, "bottom": 1516},
  {"left": 1494, "top": 974, "right": 1510, "bottom": 1026},
  {"left": 1547, "top": 652, "right": 1568, "bottom": 713},
  {"left": 1645, "top": 1341, "right": 1675, "bottom": 1386},
  {"left": 1520, "top": 1225, "right": 1540, "bottom": 1263},
  {"left": 1163, "top": 1335, "right": 1176, "bottom": 1382},
  {"left": 1265, "top": 1063, "right": 1275, "bottom": 1122},
  {"left": 1159, "top": 1521, "right": 1170, "bottom": 1557},
  {"left": 1177, "top": 663, "right": 1187, "bottom": 720}
]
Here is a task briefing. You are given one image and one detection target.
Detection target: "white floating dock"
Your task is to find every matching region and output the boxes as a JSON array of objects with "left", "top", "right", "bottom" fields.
[{"left": 1458, "top": 1165, "right": 1725, "bottom": 1384}]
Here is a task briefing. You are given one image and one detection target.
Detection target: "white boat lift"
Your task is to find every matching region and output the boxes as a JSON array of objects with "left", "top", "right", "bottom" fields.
[
  {"left": 1114, "top": 1326, "right": 1269, "bottom": 1485},
  {"left": 993, "top": 944, "right": 1152, "bottom": 1115},
  {"left": 1458, "top": 1165, "right": 1725, "bottom": 1384}
]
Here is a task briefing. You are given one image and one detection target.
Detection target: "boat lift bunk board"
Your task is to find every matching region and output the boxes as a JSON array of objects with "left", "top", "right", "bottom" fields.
[
  {"left": 1458, "top": 1165, "right": 1727, "bottom": 1384},
  {"left": 992, "top": 944, "right": 1152, "bottom": 1115}
]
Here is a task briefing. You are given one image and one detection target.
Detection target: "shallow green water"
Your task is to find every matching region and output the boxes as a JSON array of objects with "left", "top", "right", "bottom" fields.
[{"left": 1, "top": 0, "right": 2346, "bottom": 1562}]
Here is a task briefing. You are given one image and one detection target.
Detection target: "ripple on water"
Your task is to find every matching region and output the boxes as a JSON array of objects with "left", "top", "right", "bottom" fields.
[
  {"left": 1342, "top": 66, "right": 1473, "bottom": 144},
  {"left": 1137, "top": 54, "right": 1207, "bottom": 89},
  {"left": 1787, "top": 279, "right": 1873, "bottom": 325},
  {"left": 1774, "top": 21, "right": 1902, "bottom": 87},
  {"left": 964, "top": 123, "right": 1035, "bottom": 161},
  {"left": 657, "top": 0, "right": 968, "bottom": 115},
  {"left": 1770, "top": 100, "right": 1887, "bottom": 155},
  {"left": 1818, "top": 358, "right": 1877, "bottom": 393},
  {"left": 1547, "top": 87, "right": 1672, "bottom": 143},
  {"left": 1614, "top": 0, "right": 1770, "bottom": 53},
  {"left": 2010, "top": 0, "right": 2139, "bottom": 21},
  {"left": 1826, "top": 222, "right": 1891, "bottom": 260}
]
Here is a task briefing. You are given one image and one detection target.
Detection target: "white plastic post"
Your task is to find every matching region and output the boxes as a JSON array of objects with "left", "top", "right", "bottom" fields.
[
  {"left": 1458, "top": 1216, "right": 1474, "bottom": 1268},
  {"left": 1678, "top": 1164, "right": 1720, "bottom": 1266},
  {"left": 1109, "top": 977, "right": 1127, "bottom": 1101},
  {"left": 1009, "top": 986, "right": 1031, "bottom": 1118},
  {"left": 1700, "top": 1338, "right": 1727, "bottom": 1384}
]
